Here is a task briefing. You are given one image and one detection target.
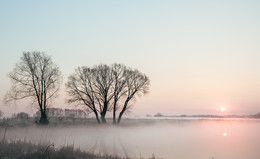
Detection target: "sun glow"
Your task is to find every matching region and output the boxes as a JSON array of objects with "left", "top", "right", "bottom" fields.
[
  {"left": 223, "top": 132, "right": 227, "bottom": 137},
  {"left": 221, "top": 107, "right": 225, "bottom": 112}
]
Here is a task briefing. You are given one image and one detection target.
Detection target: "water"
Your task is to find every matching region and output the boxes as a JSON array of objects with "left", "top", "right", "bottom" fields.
[{"left": 1, "top": 119, "right": 260, "bottom": 159}]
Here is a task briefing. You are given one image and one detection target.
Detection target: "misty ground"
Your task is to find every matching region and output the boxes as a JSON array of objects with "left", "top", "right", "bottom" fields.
[
  {"left": 0, "top": 117, "right": 164, "bottom": 159},
  {"left": 1, "top": 117, "right": 260, "bottom": 159}
]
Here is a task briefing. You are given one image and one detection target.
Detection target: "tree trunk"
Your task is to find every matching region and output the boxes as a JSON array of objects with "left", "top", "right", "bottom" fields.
[
  {"left": 113, "top": 109, "right": 116, "bottom": 124},
  {"left": 117, "top": 111, "right": 124, "bottom": 124},
  {"left": 117, "top": 100, "right": 129, "bottom": 124},
  {"left": 39, "top": 111, "right": 49, "bottom": 124},
  {"left": 94, "top": 111, "right": 101, "bottom": 124},
  {"left": 101, "top": 113, "right": 107, "bottom": 124},
  {"left": 113, "top": 99, "right": 117, "bottom": 124},
  {"left": 101, "top": 101, "right": 108, "bottom": 124}
]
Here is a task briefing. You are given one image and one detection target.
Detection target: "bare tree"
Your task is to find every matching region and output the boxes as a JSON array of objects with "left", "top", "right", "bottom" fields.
[
  {"left": 5, "top": 52, "right": 62, "bottom": 124},
  {"left": 66, "top": 66, "right": 101, "bottom": 124},
  {"left": 66, "top": 65, "right": 114, "bottom": 124},
  {"left": 66, "top": 63, "right": 150, "bottom": 124},
  {"left": 117, "top": 69, "right": 150, "bottom": 123},
  {"left": 111, "top": 64, "right": 128, "bottom": 124},
  {"left": 92, "top": 64, "right": 114, "bottom": 123}
]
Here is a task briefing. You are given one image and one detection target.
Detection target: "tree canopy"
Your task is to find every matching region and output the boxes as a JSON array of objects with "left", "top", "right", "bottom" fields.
[
  {"left": 5, "top": 51, "right": 62, "bottom": 124},
  {"left": 66, "top": 63, "right": 150, "bottom": 124}
]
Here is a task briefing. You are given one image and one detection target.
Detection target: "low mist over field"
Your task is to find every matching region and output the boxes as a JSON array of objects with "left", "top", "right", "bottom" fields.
[{"left": 1, "top": 119, "right": 260, "bottom": 159}]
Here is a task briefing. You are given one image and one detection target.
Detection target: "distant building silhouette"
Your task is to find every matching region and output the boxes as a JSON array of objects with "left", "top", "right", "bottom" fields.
[{"left": 35, "top": 108, "right": 88, "bottom": 118}]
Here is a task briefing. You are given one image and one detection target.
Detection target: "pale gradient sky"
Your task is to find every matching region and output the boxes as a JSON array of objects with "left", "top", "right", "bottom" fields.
[{"left": 1, "top": 0, "right": 260, "bottom": 116}]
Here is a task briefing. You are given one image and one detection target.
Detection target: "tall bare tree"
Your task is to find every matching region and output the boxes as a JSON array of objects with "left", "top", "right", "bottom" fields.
[
  {"left": 111, "top": 64, "right": 128, "bottom": 124},
  {"left": 5, "top": 52, "right": 62, "bottom": 124},
  {"left": 66, "top": 64, "right": 114, "bottom": 124},
  {"left": 92, "top": 64, "right": 114, "bottom": 123},
  {"left": 66, "top": 66, "right": 101, "bottom": 124},
  {"left": 117, "top": 69, "right": 150, "bottom": 123}
]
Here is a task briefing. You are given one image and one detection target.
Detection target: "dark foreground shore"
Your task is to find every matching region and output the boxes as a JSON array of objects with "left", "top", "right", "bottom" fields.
[
  {"left": 0, "top": 140, "right": 160, "bottom": 159},
  {"left": 0, "top": 140, "right": 124, "bottom": 159}
]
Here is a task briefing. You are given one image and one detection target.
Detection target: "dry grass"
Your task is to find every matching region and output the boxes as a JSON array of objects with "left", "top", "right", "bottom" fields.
[
  {"left": 0, "top": 140, "right": 162, "bottom": 159},
  {"left": 0, "top": 140, "right": 124, "bottom": 159}
]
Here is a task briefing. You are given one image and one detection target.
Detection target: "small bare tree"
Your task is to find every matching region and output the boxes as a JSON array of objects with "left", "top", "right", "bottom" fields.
[{"left": 5, "top": 52, "right": 62, "bottom": 124}]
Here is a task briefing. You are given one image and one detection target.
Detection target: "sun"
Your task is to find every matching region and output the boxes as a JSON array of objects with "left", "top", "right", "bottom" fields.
[{"left": 221, "top": 107, "right": 225, "bottom": 112}]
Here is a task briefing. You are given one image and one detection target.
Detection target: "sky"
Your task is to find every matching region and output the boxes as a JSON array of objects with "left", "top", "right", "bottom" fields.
[{"left": 1, "top": 0, "right": 260, "bottom": 117}]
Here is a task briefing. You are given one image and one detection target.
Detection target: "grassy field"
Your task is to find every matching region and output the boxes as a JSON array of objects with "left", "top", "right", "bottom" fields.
[{"left": 0, "top": 140, "right": 125, "bottom": 159}]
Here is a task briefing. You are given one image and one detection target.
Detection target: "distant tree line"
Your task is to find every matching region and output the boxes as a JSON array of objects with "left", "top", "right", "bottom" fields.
[
  {"left": 152, "top": 113, "right": 260, "bottom": 118},
  {"left": 12, "top": 112, "right": 30, "bottom": 119},
  {"left": 4, "top": 51, "right": 150, "bottom": 125}
]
